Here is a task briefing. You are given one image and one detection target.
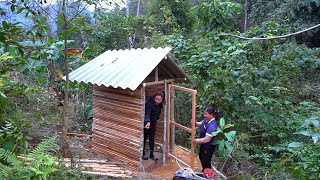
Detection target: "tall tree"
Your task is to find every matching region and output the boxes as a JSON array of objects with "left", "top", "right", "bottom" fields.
[
  {"left": 146, "top": 0, "right": 195, "bottom": 35},
  {"left": 249, "top": 0, "right": 320, "bottom": 47}
]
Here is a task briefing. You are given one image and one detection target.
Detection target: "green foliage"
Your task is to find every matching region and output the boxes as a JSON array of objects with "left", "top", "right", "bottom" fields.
[
  {"left": 193, "top": 0, "right": 242, "bottom": 32},
  {"left": 0, "top": 136, "right": 58, "bottom": 179},
  {"left": 0, "top": 148, "right": 21, "bottom": 166},
  {"left": 212, "top": 118, "right": 236, "bottom": 157},
  {"left": 27, "top": 136, "right": 58, "bottom": 180},
  {"left": 0, "top": 136, "right": 95, "bottom": 179},
  {"left": 267, "top": 115, "right": 320, "bottom": 179},
  {"left": 147, "top": 0, "right": 195, "bottom": 35},
  {"left": 249, "top": 0, "right": 320, "bottom": 47},
  {"left": 164, "top": 0, "right": 320, "bottom": 178},
  {"left": 250, "top": 0, "right": 320, "bottom": 26},
  {"left": 1, "top": 0, "right": 320, "bottom": 178},
  {"left": 27, "top": 136, "right": 58, "bottom": 157},
  {"left": 0, "top": 119, "right": 29, "bottom": 154},
  {"left": 295, "top": 116, "right": 320, "bottom": 142},
  {"left": 82, "top": 8, "right": 134, "bottom": 55}
]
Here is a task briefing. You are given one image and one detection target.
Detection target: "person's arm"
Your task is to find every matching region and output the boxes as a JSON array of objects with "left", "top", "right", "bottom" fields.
[
  {"left": 194, "top": 135, "right": 212, "bottom": 144},
  {"left": 194, "top": 122, "right": 217, "bottom": 144},
  {"left": 195, "top": 121, "right": 202, "bottom": 127},
  {"left": 144, "top": 97, "right": 152, "bottom": 128}
]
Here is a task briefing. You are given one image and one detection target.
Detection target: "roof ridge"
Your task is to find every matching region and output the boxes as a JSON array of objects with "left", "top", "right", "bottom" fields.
[
  {"left": 105, "top": 47, "right": 171, "bottom": 52},
  {"left": 67, "top": 47, "right": 190, "bottom": 90}
]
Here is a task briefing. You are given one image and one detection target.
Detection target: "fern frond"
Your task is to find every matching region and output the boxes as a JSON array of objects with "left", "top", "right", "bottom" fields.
[
  {"left": 0, "top": 148, "right": 21, "bottom": 166},
  {"left": 0, "top": 163, "right": 12, "bottom": 178},
  {"left": 28, "top": 136, "right": 58, "bottom": 158}
]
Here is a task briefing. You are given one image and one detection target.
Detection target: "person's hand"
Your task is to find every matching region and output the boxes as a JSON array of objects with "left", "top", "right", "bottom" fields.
[
  {"left": 145, "top": 122, "right": 150, "bottom": 129},
  {"left": 192, "top": 139, "right": 197, "bottom": 144},
  {"left": 193, "top": 121, "right": 199, "bottom": 127}
]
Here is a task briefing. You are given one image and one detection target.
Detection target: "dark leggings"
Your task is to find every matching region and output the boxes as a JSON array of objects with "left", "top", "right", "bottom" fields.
[
  {"left": 199, "top": 145, "right": 215, "bottom": 171},
  {"left": 143, "top": 121, "right": 157, "bottom": 156}
]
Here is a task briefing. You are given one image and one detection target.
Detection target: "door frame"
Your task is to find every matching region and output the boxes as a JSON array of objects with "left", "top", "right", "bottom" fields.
[{"left": 166, "top": 84, "right": 197, "bottom": 169}]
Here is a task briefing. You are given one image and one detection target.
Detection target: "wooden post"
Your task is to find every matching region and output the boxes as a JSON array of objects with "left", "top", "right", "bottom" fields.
[
  {"left": 191, "top": 91, "right": 196, "bottom": 169},
  {"left": 142, "top": 79, "right": 175, "bottom": 87},
  {"left": 155, "top": 67, "right": 158, "bottom": 81},
  {"left": 163, "top": 80, "right": 168, "bottom": 165},
  {"left": 165, "top": 85, "right": 197, "bottom": 169},
  {"left": 166, "top": 84, "right": 171, "bottom": 158},
  {"left": 139, "top": 86, "right": 146, "bottom": 171},
  {"left": 170, "top": 83, "right": 175, "bottom": 154}
]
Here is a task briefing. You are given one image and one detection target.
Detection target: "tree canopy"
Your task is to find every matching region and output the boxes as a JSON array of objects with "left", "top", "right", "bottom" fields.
[{"left": 0, "top": 0, "right": 319, "bottom": 179}]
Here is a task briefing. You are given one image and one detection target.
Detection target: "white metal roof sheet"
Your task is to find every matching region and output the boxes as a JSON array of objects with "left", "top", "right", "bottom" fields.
[{"left": 68, "top": 47, "right": 179, "bottom": 90}]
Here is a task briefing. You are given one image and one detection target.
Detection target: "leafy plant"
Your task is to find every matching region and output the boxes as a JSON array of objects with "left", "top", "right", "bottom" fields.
[
  {"left": 0, "top": 119, "right": 29, "bottom": 154},
  {"left": 212, "top": 118, "right": 237, "bottom": 157},
  {"left": 294, "top": 116, "right": 320, "bottom": 143},
  {"left": 0, "top": 136, "right": 93, "bottom": 179},
  {"left": 193, "top": 0, "right": 242, "bottom": 32},
  {"left": 26, "top": 136, "right": 59, "bottom": 180},
  {"left": 0, "top": 136, "right": 58, "bottom": 179}
]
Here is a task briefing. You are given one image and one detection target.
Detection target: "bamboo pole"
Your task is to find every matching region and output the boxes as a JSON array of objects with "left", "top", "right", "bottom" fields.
[
  {"left": 170, "top": 82, "right": 175, "bottom": 154},
  {"left": 168, "top": 153, "right": 190, "bottom": 168},
  {"left": 155, "top": 67, "right": 158, "bottom": 81},
  {"left": 139, "top": 86, "right": 146, "bottom": 171},
  {"left": 163, "top": 79, "right": 168, "bottom": 165},
  {"left": 170, "top": 121, "right": 192, "bottom": 133},
  {"left": 58, "top": 132, "right": 92, "bottom": 137},
  {"left": 171, "top": 85, "right": 197, "bottom": 93},
  {"left": 143, "top": 79, "right": 175, "bottom": 87},
  {"left": 191, "top": 91, "right": 196, "bottom": 169},
  {"left": 82, "top": 171, "right": 131, "bottom": 177},
  {"left": 166, "top": 84, "right": 171, "bottom": 158}
]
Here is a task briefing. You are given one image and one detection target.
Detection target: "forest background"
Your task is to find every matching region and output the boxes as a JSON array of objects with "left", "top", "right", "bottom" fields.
[{"left": 0, "top": 0, "right": 319, "bottom": 179}]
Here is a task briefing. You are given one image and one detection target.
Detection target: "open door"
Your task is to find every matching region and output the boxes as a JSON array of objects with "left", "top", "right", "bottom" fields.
[
  {"left": 166, "top": 84, "right": 197, "bottom": 169},
  {"left": 140, "top": 79, "right": 174, "bottom": 170}
]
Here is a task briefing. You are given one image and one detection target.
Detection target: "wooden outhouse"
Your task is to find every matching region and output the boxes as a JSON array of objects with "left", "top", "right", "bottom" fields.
[{"left": 68, "top": 47, "right": 194, "bottom": 170}]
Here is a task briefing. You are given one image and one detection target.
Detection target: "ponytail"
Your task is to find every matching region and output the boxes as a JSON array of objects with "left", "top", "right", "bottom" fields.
[{"left": 205, "top": 105, "right": 219, "bottom": 120}]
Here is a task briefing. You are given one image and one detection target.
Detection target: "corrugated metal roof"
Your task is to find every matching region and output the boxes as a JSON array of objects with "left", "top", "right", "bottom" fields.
[{"left": 67, "top": 47, "right": 190, "bottom": 90}]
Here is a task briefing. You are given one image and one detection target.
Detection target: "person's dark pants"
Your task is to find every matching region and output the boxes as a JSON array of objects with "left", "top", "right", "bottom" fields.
[
  {"left": 143, "top": 121, "right": 157, "bottom": 157},
  {"left": 199, "top": 145, "right": 215, "bottom": 171}
]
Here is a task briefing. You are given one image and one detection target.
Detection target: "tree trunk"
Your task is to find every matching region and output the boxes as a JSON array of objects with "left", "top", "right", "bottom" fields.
[
  {"left": 132, "top": 0, "right": 141, "bottom": 48},
  {"left": 136, "top": 0, "right": 141, "bottom": 17},
  {"left": 244, "top": 0, "right": 248, "bottom": 32},
  {"left": 62, "top": 0, "right": 69, "bottom": 158},
  {"left": 126, "top": 0, "right": 130, "bottom": 17},
  {"left": 170, "top": 83, "right": 175, "bottom": 154},
  {"left": 126, "top": 0, "right": 133, "bottom": 47}
]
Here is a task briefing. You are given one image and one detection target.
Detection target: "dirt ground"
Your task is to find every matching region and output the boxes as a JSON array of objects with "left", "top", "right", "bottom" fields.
[
  {"left": 67, "top": 136, "right": 226, "bottom": 179},
  {"left": 149, "top": 146, "right": 203, "bottom": 179},
  {"left": 67, "top": 136, "right": 171, "bottom": 179}
]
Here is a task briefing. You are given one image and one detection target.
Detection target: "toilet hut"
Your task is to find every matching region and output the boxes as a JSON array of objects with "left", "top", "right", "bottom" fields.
[{"left": 68, "top": 47, "right": 192, "bottom": 170}]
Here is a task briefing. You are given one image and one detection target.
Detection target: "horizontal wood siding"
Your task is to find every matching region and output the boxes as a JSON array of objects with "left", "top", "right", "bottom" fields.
[
  {"left": 92, "top": 86, "right": 142, "bottom": 170},
  {"left": 145, "top": 85, "right": 165, "bottom": 145}
]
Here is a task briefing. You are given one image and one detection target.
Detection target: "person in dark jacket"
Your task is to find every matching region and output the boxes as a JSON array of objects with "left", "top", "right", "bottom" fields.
[
  {"left": 193, "top": 105, "right": 218, "bottom": 171},
  {"left": 142, "top": 91, "right": 165, "bottom": 161}
]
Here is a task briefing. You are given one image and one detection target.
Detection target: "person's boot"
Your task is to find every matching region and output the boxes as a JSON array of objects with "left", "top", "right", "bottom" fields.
[
  {"left": 149, "top": 151, "right": 158, "bottom": 161},
  {"left": 142, "top": 152, "right": 148, "bottom": 160}
]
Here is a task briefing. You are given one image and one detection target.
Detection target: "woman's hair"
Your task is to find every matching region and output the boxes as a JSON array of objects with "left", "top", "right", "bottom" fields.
[
  {"left": 205, "top": 105, "right": 219, "bottom": 120},
  {"left": 154, "top": 90, "right": 165, "bottom": 100},
  {"left": 154, "top": 90, "right": 165, "bottom": 104}
]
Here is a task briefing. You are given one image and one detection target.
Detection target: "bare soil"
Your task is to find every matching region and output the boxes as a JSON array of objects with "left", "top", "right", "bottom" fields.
[
  {"left": 67, "top": 137, "right": 227, "bottom": 179},
  {"left": 29, "top": 131, "right": 259, "bottom": 180}
]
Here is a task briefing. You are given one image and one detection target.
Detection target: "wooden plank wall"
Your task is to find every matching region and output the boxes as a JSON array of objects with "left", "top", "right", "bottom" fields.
[
  {"left": 92, "top": 86, "right": 143, "bottom": 170},
  {"left": 145, "top": 85, "right": 165, "bottom": 145}
]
